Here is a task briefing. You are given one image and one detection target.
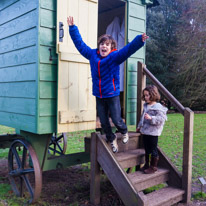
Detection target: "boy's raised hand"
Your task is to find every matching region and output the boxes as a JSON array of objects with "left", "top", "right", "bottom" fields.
[
  {"left": 67, "top": 16, "right": 74, "bottom": 26},
  {"left": 142, "top": 33, "right": 149, "bottom": 42}
]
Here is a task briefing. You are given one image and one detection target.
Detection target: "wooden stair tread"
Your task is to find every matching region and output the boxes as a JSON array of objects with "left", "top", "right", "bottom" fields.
[
  {"left": 115, "top": 149, "right": 145, "bottom": 169},
  {"left": 85, "top": 132, "right": 142, "bottom": 153},
  {"left": 116, "top": 132, "right": 141, "bottom": 138},
  {"left": 99, "top": 132, "right": 141, "bottom": 139},
  {"left": 115, "top": 149, "right": 145, "bottom": 161},
  {"left": 145, "top": 186, "right": 184, "bottom": 206},
  {"left": 128, "top": 168, "right": 169, "bottom": 184},
  {"left": 108, "top": 133, "right": 142, "bottom": 153},
  {"left": 127, "top": 168, "right": 170, "bottom": 192}
]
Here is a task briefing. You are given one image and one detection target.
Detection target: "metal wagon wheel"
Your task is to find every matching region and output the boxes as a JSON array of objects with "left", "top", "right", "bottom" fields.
[
  {"left": 8, "top": 139, "right": 42, "bottom": 204},
  {"left": 48, "top": 133, "right": 67, "bottom": 155}
]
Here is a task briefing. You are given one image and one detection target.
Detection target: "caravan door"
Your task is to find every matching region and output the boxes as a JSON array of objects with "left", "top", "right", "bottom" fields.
[{"left": 56, "top": 0, "right": 98, "bottom": 132}]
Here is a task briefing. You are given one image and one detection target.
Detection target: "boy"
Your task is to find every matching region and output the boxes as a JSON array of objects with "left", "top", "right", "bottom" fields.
[{"left": 67, "top": 16, "right": 148, "bottom": 153}]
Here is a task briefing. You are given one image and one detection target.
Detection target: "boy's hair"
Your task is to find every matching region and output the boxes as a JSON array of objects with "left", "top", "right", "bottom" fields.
[
  {"left": 97, "top": 34, "right": 117, "bottom": 50},
  {"left": 142, "top": 85, "right": 161, "bottom": 102}
]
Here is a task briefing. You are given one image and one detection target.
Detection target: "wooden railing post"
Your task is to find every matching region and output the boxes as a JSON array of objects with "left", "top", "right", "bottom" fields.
[
  {"left": 90, "top": 132, "right": 101, "bottom": 205},
  {"left": 137, "top": 62, "right": 146, "bottom": 128},
  {"left": 182, "top": 108, "right": 194, "bottom": 203}
]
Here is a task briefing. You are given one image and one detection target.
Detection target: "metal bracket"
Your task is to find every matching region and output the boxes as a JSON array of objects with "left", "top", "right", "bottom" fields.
[
  {"left": 48, "top": 48, "right": 57, "bottom": 61},
  {"left": 59, "top": 22, "right": 64, "bottom": 42}
]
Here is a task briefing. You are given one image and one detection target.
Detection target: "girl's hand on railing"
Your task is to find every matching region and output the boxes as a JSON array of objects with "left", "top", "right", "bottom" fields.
[{"left": 136, "top": 128, "right": 141, "bottom": 132}]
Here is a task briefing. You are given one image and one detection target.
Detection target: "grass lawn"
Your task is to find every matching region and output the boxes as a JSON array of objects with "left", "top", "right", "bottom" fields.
[
  {"left": 161, "top": 113, "right": 206, "bottom": 180},
  {"left": 0, "top": 113, "right": 206, "bottom": 205}
]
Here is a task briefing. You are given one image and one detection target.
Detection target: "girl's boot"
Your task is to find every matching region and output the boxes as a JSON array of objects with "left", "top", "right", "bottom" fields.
[
  {"left": 141, "top": 154, "right": 150, "bottom": 171},
  {"left": 144, "top": 156, "right": 159, "bottom": 174}
]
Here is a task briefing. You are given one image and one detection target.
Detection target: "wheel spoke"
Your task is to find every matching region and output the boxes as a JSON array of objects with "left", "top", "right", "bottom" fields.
[
  {"left": 9, "top": 176, "right": 21, "bottom": 197},
  {"left": 9, "top": 168, "right": 34, "bottom": 177},
  {"left": 49, "top": 140, "right": 55, "bottom": 146},
  {"left": 56, "top": 142, "right": 63, "bottom": 153},
  {"left": 22, "top": 175, "right": 34, "bottom": 199},
  {"left": 54, "top": 144, "right": 56, "bottom": 155},
  {"left": 22, "top": 168, "right": 34, "bottom": 175},
  {"left": 20, "top": 176, "right": 23, "bottom": 197},
  {"left": 56, "top": 134, "right": 63, "bottom": 142},
  {"left": 11, "top": 147, "right": 22, "bottom": 168},
  {"left": 22, "top": 146, "right": 27, "bottom": 169}
]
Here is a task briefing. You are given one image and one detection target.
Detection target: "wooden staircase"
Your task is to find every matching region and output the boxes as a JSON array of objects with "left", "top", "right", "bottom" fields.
[
  {"left": 88, "top": 61, "right": 193, "bottom": 205},
  {"left": 88, "top": 132, "right": 185, "bottom": 206}
]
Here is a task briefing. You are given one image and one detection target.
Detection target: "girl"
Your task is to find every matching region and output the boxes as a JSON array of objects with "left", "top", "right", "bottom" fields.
[
  {"left": 67, "top": 16, "right": 148, "bottom": 153},
  {"left": 137, "top": 85, "right": 167, "bottom": 174}
]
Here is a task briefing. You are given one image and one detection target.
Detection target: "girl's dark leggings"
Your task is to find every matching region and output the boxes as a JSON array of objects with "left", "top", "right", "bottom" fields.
[{"left": 142, "top": 134, "right": 158, "bottom": 157}]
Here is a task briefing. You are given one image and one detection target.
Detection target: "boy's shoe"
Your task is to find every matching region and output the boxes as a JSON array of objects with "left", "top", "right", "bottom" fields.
[
  {"left": 111, "top": 136, "right": 118, "bottom": 153},
  {"left": 122, "top": 132, "right": 129, "bottom": 144}
]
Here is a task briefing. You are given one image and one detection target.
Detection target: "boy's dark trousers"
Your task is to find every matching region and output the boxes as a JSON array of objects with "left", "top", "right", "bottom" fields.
[{"left": 96, "top": 96, "right": 128, "bottom": 142}]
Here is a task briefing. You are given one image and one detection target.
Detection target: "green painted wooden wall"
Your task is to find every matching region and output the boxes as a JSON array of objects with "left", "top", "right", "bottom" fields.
[
  {"left": 0, "top": 0, "right": 57, "bottom": 134},
  {"left": 38, "top": 0, "right": 57, "bottom": 134},
  {"left": 125, "top": 0, "right": 146, "bottom": 125},
  {"left": 0, "top": 0, "right": 39, "bottom": 133}
]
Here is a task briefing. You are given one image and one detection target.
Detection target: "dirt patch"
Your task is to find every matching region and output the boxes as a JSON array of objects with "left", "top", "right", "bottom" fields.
[
  {"left": 0, "top": 159, "right": 123, "bottom": 206},
  {"left": 0, "top": 159, "right": 206, "bottom": 206}
]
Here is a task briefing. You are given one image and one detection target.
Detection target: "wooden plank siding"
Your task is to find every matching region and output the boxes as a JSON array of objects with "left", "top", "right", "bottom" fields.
[
  {"left": 0, "top": 0, "right": 57, "bottom": 134},
  {"left": 126, "top": 0, "right": 146, "bottom": 125},
  {"left": 0, "top": 0, "right": 39, "bottom": 133},
  {"left": 38, "top": 0, "right": 57, "bottom": 134}
]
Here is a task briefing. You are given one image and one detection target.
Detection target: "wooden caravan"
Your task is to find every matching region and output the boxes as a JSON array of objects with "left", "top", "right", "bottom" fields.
[
  {"left": 0, "top": 0, "right": 193, "bottom": 205},
  {"left": 0, "top": 0, "right": 152, "bottom": 203}
]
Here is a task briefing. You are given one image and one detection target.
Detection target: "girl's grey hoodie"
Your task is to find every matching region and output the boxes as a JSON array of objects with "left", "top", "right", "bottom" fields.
[{"left": 138, "top": 102, "right": 168, "bottom": 136}]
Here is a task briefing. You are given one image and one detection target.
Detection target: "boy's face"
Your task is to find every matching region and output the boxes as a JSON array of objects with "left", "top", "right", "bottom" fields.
[{"left": 99, "top": 41, "right": 112, "bottom": 57}]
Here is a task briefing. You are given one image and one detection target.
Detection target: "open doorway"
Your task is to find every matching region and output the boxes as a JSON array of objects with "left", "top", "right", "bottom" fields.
[{"left": 98, "top": 0, "right": 126, "bottom": 119}]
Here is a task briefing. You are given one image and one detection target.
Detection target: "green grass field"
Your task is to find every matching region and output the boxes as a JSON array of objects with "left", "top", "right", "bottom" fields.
[{"left": 0, "top": 113, "right": 206, "bottom": 205}]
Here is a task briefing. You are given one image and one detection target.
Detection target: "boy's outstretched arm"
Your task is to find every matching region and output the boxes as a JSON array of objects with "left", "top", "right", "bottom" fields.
[
  {"left": 67, "top": 16, "right": 92, "bottom": 60},
  {"left": 114, "top": 33, "right": 149, "bottom": 65}
]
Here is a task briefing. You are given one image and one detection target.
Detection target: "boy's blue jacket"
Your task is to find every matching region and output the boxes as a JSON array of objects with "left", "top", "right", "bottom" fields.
[{"left": 69, "top": 25, "right": 145, "bottom": 98}]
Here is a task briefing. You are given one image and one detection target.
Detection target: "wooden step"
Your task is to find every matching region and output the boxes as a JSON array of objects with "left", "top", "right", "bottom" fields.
[
  {"left": 127, "top": 168, "right": 170, "bottom": 192},
  {"left": 115, "top": 149, "right": 145, "bottom": 169},
  {"left": 84, "top": 132, "right": 142, "bottom": 153},
  {"left": 144, "top": 186, "right": 184, "bottom": 206},
  {"left": 113, "top": 132, "right": 142, "bottom": 152}
]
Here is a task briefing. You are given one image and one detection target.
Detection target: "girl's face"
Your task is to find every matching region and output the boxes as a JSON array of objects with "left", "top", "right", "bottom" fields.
[
  {"left": 143, "top": 90, "right": 152, "bottom": 104},
  {"left": 99, "top": 41, "right": 112, "bottom": 57}
]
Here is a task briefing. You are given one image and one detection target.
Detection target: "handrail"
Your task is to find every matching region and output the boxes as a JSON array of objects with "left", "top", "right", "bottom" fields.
[
  {"left": 143, "top": 66, "right": 185, "bottom": 115},
  {"left": 137, "top": 61, "right": 193, "bottom": 204}
]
